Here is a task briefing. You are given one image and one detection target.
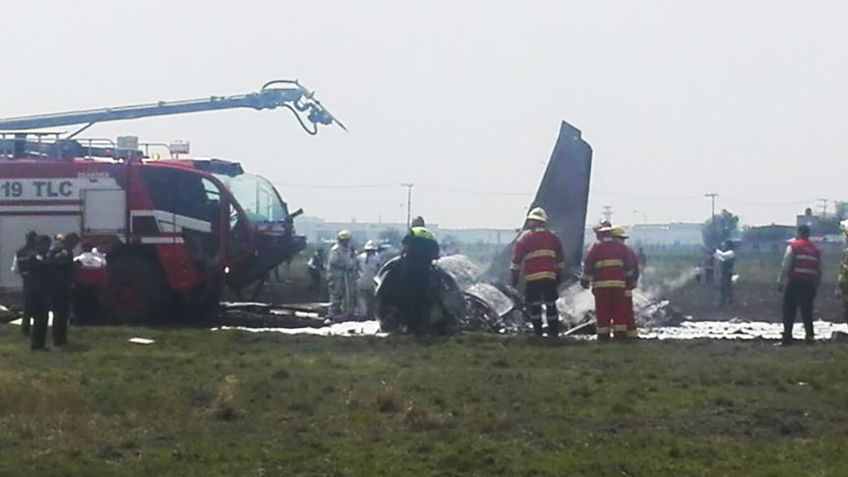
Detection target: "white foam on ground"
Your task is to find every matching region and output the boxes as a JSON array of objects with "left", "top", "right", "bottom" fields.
[
  {"left": 643, "top": 320, "right": 848, "bottom": 340},
  {"left": 7, "top": 313, "right": 54, "bottom": 326},
  {"left": 212, "top": 320, "right": 384, "bottom": 337}
]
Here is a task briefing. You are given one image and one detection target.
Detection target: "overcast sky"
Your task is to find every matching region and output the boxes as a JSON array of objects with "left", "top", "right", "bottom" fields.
[{"left": 3, "top": 0, "right": 846, "bottom": 229}]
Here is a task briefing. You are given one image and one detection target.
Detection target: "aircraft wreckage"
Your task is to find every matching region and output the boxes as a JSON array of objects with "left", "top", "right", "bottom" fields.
[{"left": 219, "top": 120, "right": 692, "bottom": 336}]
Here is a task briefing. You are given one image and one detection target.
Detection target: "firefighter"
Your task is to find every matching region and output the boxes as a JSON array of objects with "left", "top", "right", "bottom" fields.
[
  {"left": 27, "top": 235, "right": 52, "bottom": 351},
  {"left": 581, "top": 224, "right": 635, "bottom": 341},
  {"left": 611, "top": 226, "right": 640, "bottom": 339},
  {"left": 778, "top": 225, "right": 822, "bottom": 345},
  {"left": 12, "top": 231, "right": 38, "bottom": 336},
  {"left": 510, "top": 207, "right": 565, "bottom": 337},
  {"left": 839, "top": 220, "right": 848, "bottom": 321},
  {"left": 356, "top": 240, "right": 383, "bottom": 319},
  {"left": 307, "top": 248, "right": 326, "bottom": 291},
  {"left": 46, "top": 233, "right": 79, "bottom": 346},
  {"left": 703, "top": 252, "right": 716, "bottom": 284},
  {"left": 399, "top": 216, "right": 440, "bottom": 333},
  {"left": 327, "top": 230, "right": 358, "bottom": 318},
  {"left": 715, "top": 241, "right": 736, "bottom": 306},
  {"left": 72, "top": 242, "right": 107, "bottom": 324}
]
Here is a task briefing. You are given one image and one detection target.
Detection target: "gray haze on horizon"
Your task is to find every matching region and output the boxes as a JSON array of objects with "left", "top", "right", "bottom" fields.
[{"left": 2, "top": 0, "right": 846, "bottom": 229}]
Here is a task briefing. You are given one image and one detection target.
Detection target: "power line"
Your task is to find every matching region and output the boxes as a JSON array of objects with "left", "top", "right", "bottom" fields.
[
  {"left": 276, "top": 183, "right": 398, "bottom": 190},
  {"left": 591, "top": 190, "right": 704, "bottom": 200},
  {"left": 720, "top": 196, "right": 818, "bottom": 208},
  {"left": 417, "top": 184, "right": 528, "bottom": 196}
]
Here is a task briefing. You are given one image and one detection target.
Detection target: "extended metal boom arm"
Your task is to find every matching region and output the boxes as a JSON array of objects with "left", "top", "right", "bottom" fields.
[{"left": 0, "top": 79, "right": 345, "bottom": 136}]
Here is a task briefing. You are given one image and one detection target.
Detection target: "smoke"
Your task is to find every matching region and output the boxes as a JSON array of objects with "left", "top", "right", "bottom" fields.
[
  {"left": 556, "top": 266, "right": 699, "bottom": 327},
  {"left": 436, "top": 255, "right": 483, "bottom": 290},
  {"left": 556, "top": 284, "right": 595, "bottom": 323},
  {"left": 435, "top": 254, "right": 699, "bottom": 330}
]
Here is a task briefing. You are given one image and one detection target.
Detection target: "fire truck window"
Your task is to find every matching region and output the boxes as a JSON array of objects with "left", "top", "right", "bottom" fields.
[
  {"left": 227, "top": 201, "right": 250, "bottom": 257},
  {"left": 195, "top": 178, "right": 223, "bottom": 261},
  {"left": 140, "top": 167, "right": 211, "bottom": 222}
]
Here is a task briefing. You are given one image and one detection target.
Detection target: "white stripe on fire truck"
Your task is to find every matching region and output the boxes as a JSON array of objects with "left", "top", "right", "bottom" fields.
[
  {"left": 0, "top": 204, "right": 81, "bottom": 213},
  {"left": 130, "top": 210, "right": 212, "bottom": 233},
  {"left": 138, "top": 237, "right": 186, "bottom": 244}
]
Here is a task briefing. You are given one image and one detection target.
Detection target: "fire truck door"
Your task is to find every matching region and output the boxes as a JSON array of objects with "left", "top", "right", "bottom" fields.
[{"left": 82, "top": 189, "right": 126, "bottom": 235}]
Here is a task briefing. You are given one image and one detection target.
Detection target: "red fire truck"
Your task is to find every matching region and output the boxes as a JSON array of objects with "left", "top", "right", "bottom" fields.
[{"left": 0, "top": 80, "right": 343, "bottom": 323}]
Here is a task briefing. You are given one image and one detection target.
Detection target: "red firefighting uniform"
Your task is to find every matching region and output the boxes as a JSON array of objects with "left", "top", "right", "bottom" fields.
[
  {"left": 583, "top": 238, "right": 636, "bottom": 339},
  {"left": 621, "top": 244, "right": 640, "bottom": 338},
  {"left": 511, "top": 228, "right": 565, "bottom": 334},
  {"left": 511, "top": 228, "right": 565, "bottom": 283}
]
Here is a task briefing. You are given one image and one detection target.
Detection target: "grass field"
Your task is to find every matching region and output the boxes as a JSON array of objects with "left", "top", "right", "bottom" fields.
[{"left": 3, "top": 326, "right": 848, "bottom": 476}]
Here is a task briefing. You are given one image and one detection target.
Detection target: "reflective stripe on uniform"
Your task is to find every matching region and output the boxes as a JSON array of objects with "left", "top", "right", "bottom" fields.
[
  {"left": 526, "top": 271, "right": 557, "bottom": 282},
  {"left": 510, "top": 262, "right": 520, "bottom": 271},
  {"left": 593, "top": 280, "right": 626, "bottom": 288},
  {"left": 612, "top": 324, "right": 627, "bottom": 332},
  {"left": 626, "top": 329, "right": 639, "bottom": 337},
  {"left": 525, "top": 249, "right": 557, "bottom": 260},
  {"left": 597, "top": 326, "right": 611, "bottom": 335},
  {"left": 624, "top": 290, "right": 633, "bottom": 297},
  {"left": 792, "top": 268, "right": 819, "bottom": 275},
  {"left": 595, "top": 259, "right": 624, "bottom": 268},
  {"left": 796, "top": 254, "right": 819, "bottom": 262}
]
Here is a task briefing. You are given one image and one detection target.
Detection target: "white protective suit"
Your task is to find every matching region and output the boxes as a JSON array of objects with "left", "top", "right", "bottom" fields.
[
  {"left": 327, "top": 242, "right": 358, "bottom": 317},
  {"left": 356, "top": 250, "right": 383, "bottom": 318}
]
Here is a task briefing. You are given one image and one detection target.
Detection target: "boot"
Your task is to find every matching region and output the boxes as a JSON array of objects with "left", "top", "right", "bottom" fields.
[
  {"left": 547, "top": 319, "right": 560, "bottom": 338},
  {"left": 781, "top": 332, "right": 793, "bottom": 346},
  {"left": 531, "top": 319, "right": 544, "bottom": 337},
  {"left": 805, "top": 333, "right": 815, "bottom": 345}
]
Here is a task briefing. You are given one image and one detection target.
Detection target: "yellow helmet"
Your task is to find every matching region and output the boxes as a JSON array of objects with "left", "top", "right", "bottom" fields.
[
  {"left": 611, "top": 226, "right": 628, "bottom": 239},
  {"left": 526, "top": 207, "right": 548, "bottom": 223}
]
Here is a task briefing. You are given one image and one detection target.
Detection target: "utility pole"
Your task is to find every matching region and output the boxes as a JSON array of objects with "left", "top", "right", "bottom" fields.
[
  {"left": 818, "top": 198, "right": 828, "bottom": 217},
  {"left": 602, "top": 205, "right": 613, "bottom": 224},
  {"left": 704, "top": 193, "right": 719, "bottom": 219},
  {"left": 633, "top": 210, "right": 647, "bottom": 228},
  {"left": 401, "top": 183, "right": 414, "bottom": 228}
]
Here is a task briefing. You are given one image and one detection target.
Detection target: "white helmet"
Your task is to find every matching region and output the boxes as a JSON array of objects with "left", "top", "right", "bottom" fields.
[
  {"left": 526, "top": 207, "right": 548, "bottom": 223},
  {"left": 337, "top": 229, "right": 352, "bottom": 240},
  {"left": 364, "top": 240, "right": 377, "bottom": 251}
]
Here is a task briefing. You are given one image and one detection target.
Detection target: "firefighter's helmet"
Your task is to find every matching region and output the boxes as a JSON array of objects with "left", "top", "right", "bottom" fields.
[
  {"left": 526, "top": 207, "right": 548, "bottom": 223},
  {"left": 611, "top": 226, "right": 629, "bottom": 239},
  {"left": 337, "top": 230, "right": 352, "bottom": 241}
]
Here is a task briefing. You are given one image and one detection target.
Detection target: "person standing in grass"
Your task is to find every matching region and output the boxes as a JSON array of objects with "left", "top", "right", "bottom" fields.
[
  {"left": 715, "top": 241, "right": 736, "bottom": 306},
  {"left": 611, "top": 227, "right": 640, "bottom": 339},
  {"left": 12, "top": 230, "right": 38, "bottom": 336},
  {"left": 778, "top": 225, "right": 821, "bottom": 345},
  {"left": 327, "top": 230, "right": 359, "bottom": 319},
  {"left": 511, "top": 207, "right": 565, "bottom": 337},
  {"left": 581, "top": 224, "right": 635, "bottom": 341},
  {"left": 26, "top": 235, "right": 52, "bottom": 351},
  {"left": 837, "top": 220, "right": 848, "bottom": 321}
]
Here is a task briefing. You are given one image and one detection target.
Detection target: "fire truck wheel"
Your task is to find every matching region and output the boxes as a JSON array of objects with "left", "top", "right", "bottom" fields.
[{"left": 106, "top": 256, "right": 169, "bottom": 324}]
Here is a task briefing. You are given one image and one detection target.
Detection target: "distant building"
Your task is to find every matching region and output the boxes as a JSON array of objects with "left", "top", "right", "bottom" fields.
[
  {"left": 294, "top": 216, "right": 515, "bottom": 247},
  {"left": 596, "top": 223, "right": 703, "bottom": 246},
  {"left": 796, "top": 208, "right": 841, "bottom": 237}
]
